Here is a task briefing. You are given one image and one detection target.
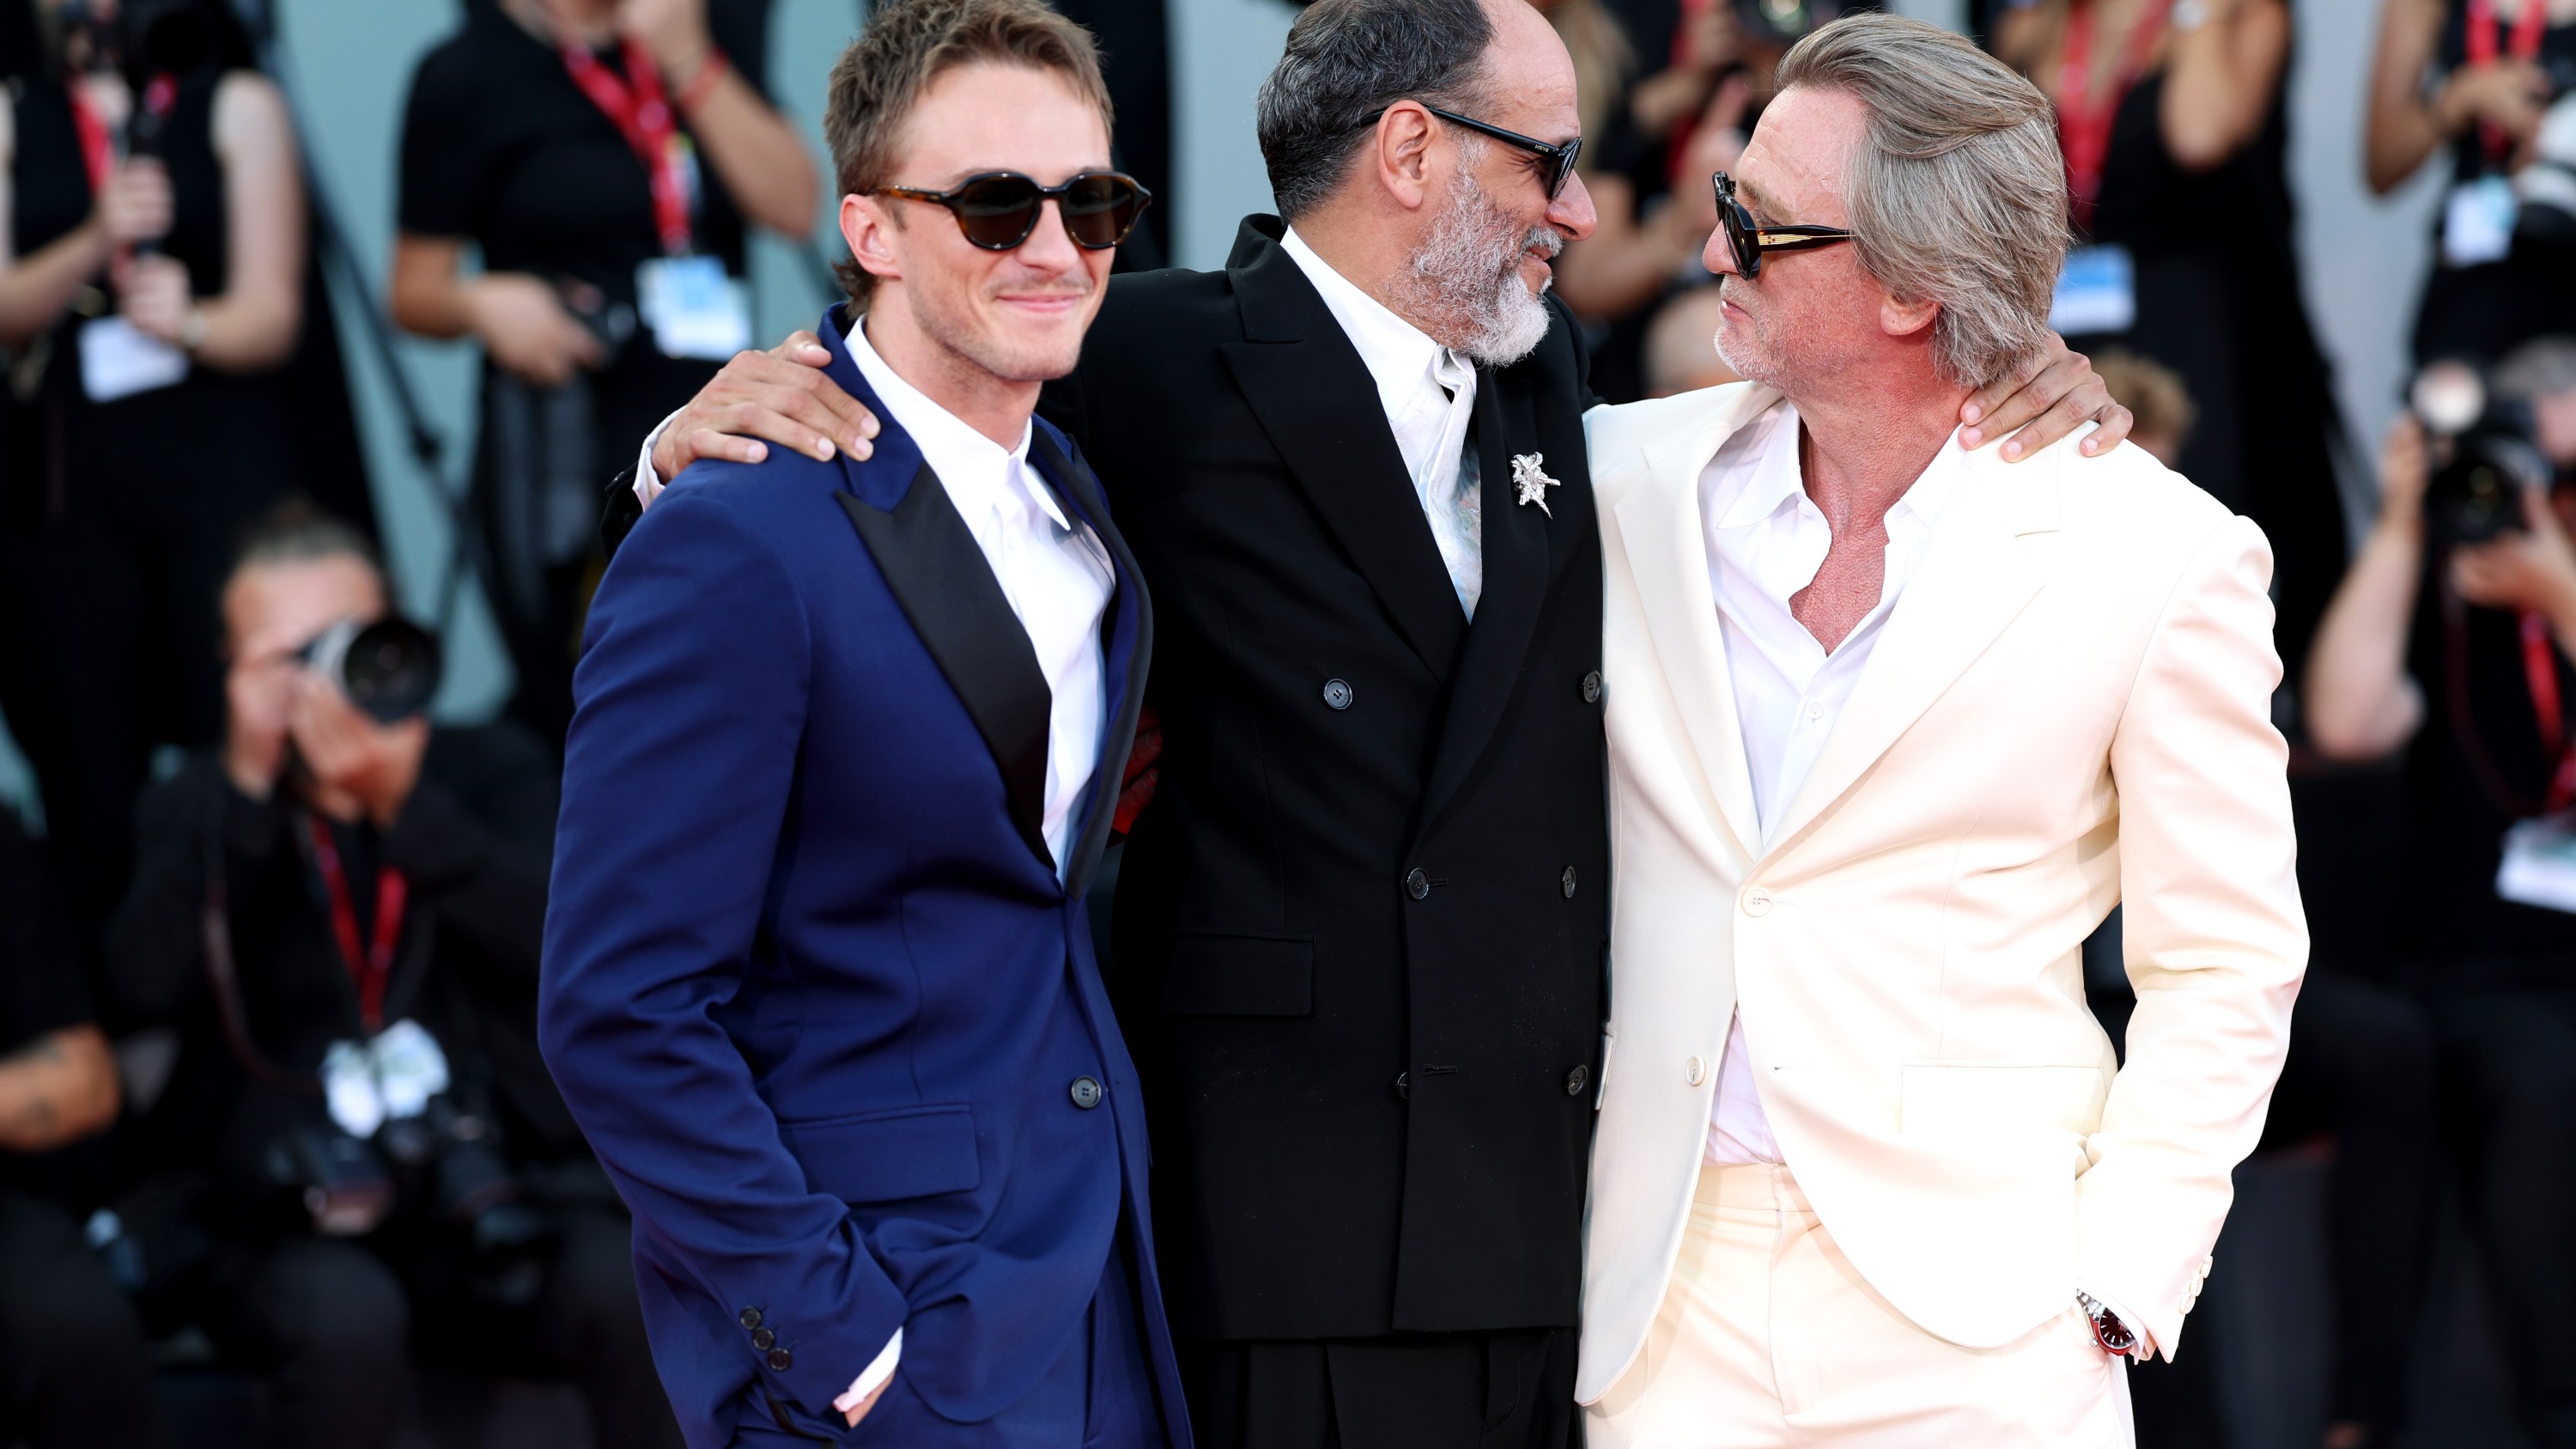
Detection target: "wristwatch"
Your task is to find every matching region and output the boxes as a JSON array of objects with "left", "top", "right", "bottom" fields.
[{"left": 2077, "top": 1291, "right": 2142, "bottom": 1358}]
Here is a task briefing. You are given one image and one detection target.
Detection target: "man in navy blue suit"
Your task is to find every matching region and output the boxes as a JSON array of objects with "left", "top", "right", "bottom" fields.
[{"left": 538, "top": 3, "right": 1180, "bottom": 1445}]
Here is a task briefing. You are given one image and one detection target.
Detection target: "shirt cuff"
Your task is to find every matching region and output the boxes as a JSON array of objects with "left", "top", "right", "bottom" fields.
[
  {"left": 634, "top": 410, "right": 682, "bottom": 508},
  {"left": 2077, "top": 1282, "right": 2155, "bottom": 1360},
  {"left": 833, "top": 1328, "right": 901, "bottom": 1416}
]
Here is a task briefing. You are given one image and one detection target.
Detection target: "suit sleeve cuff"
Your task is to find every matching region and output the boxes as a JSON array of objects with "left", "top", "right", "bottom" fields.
[
  {"left": 834, "top": 1329, "right": 902, "bottom": 1416},
  {"left": 635, "top": 411, "right": 679, "bottom": 508}
]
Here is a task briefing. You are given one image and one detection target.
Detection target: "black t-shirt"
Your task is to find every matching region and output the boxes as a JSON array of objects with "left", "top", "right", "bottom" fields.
[
  {"left": 2392, "top": 559, "right": 2576, "bottom": 975},
  {"left": 0, "top": 808, "right": 92, "bottom": 1198},
  {"left": 397, "top": 3, "right": 770, "bottom": 310}
]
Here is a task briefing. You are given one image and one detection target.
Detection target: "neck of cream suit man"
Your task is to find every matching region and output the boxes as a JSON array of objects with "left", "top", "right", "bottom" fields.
[{"left": 1577, "top": 380, "right": 2307, "bottom": 1445}]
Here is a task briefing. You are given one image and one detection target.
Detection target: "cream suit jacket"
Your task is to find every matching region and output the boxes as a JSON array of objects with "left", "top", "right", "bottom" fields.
[{"left": 1575, "top": 383, "right": 2307, "bottom": 1404}]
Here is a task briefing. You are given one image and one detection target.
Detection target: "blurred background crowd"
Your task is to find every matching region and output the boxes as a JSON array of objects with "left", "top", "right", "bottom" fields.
[{"left": 0, "top": 0, "right": 2572, "bottom": 1446}]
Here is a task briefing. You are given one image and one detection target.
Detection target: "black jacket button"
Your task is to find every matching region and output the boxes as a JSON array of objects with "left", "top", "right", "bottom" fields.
[
  {"left": 1394, "top": 1072, "right": 1409, "bottom": 1099},
  {"left": 1322, "top": 678, "right": 1354, "bottom": 710},
  {"left": 1071, "top": 1076, "right": 1103, "bottom": 1109},
  {"left": 751, "top": 1327, "right": 775, "bottom": 1350},
  {"left": 1566, "top": 1064, "right": 1589, "bottom": 1096},
  {"left": 1583, "top": 671, "right": 1604, "bottom": 703},
  {"left": 767, "top": 1348, "right": 793, "bottom": 1372},
  {"left": 738, "top": 1307, "right": 762, "bottom": 1330},
  {"left": 1405, "top": 868, "right": 1431, "bottom": 900},
  {"left": 1561, "top": 867, "right": 1578, "bottom": 898}
]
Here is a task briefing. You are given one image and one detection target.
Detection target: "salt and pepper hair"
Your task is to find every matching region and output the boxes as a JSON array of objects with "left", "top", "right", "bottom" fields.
[
  {"left": 1774, "top": 14, "right": 2069, "bottom": 387},
  {"left": 1255, "top": 0, "right": 1497, "bottom": 222}
]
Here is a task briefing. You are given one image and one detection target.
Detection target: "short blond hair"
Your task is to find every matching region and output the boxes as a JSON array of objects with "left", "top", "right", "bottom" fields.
[
  {"left": 824, "top": 0, "right": 1114, "bottom": 306},
  {"left": 1775, "top": 14, "right": 2068, "bottom": 387}
]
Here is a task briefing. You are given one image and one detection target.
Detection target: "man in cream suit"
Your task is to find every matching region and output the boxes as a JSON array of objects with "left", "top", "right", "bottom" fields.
[{"left": 1577, "top": 15, "right": 2305, "bottom": 1446}]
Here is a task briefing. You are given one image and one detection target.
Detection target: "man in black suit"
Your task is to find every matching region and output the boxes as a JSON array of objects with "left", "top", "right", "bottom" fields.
[{"left": 623, "top": 3, "right": 2126, "bottom": 1443}]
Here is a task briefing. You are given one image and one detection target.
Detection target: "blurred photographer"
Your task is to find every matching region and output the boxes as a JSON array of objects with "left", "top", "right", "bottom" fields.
[
  {"left": 0, "top": 0, "right": 313, "bottom": 965},
  {"left": 2367, "top": 0, "right": 2576, "bottom": 365},
  {"left": 2306, "top": 341, "right": 2576, "bottom": 1447},
  {"left": 103, "top": 502, "right": 679, "bottom": 1449},
  {"left": 0, "top": 807, "right": 167, "bottom": 1449}
]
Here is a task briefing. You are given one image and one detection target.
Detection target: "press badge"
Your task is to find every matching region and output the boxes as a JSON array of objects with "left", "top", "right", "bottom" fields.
[
  {"left": 2496, "top": 814, "right": 2576, "bottom": 915},
  {"left": 637, "top": 254, "right": 750, "bottom": 362},
  {"left": 79, "top": 315, "right": 187, "bottom": 403},
  {"left": 2048, "top": 244, "right": 2136, "bottom": 337},
  {"left": 2443, "top": 176, "right": 2518, "bottom": 269}
]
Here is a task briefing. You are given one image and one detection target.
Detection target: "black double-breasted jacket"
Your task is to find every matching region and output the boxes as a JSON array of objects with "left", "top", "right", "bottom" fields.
[{"left": 1045, "top": 216, "right": 1611, "bottom": 1342}]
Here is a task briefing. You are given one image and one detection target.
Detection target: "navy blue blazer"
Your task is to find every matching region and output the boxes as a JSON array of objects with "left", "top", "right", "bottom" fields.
[{"left": 540, "top": 307, "right": 1181, "bottom": 1446}]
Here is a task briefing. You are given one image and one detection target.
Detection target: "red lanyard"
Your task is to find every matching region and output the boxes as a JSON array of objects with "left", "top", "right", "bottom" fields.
[
  {"left": 2057, "top": 0, "right": 2173, "bottom": 232},
  {"left": 65, "top": 83, "right": 114, "bottom": 195},
  {"left": 560, "top": 40, "right": 694, "bottom": 256},
  {"left": 2465, "top": 0, "right": 2549, "bottom": 161},
  {"left": 307, "top": 813, "right": 408, "bottom": 1035},
  {"left": 2521, "top": 612, "right": 2576, "bottom": 813}
]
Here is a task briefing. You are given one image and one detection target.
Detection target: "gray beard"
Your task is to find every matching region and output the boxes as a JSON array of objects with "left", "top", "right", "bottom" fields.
[{"left": 1400, "top": 163, "right": 1558, "bottom": 368}]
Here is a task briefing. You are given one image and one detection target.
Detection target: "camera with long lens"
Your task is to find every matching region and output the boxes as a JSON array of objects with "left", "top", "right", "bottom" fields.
[
  {"left": 297, "top": 616, "right": 442, "bottom": 722},
  {"left": 264, "top": 1090, "right": 554, "bottom": 1306},
  {"left": 2412, "top": 359, "right": 2555, "bottom": 548}
]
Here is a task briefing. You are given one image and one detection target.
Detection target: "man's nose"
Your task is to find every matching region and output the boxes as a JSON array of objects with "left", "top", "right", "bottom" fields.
[
  {"left": 1548, "top": 170, "right": 1600, "bottom": 244},
  {"left": 1015, "top": 198, "right": 1084, "bottom": 272},
  {"left": 1704, "top": 225, "right": 1740, "bottom": 278}
]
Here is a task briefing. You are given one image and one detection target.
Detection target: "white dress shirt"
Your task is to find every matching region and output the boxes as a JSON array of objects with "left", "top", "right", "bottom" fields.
[
  {"left": 841, "top": 316, "right": 1115, "bottom": 880},
  {"left": 778, "top": 319, "right": 1115, "bottom": 1419},
  {"left": 1280, "top": 227, "right": 1485, "bottom": 618},
  {"left": 1698, "top": 399, "right": 1959, "bottom": 1167}
]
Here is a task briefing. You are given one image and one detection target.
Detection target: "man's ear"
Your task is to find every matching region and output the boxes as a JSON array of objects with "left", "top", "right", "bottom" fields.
[
  {"left": 1880, "top": 289, "right": 1939, "bottom": 343},
  {"left": 841, "top": 194, "right": 903, "bottom": 290},
  {"left": 1370, "top": 101, "right": 1441, "bottom": 212}
]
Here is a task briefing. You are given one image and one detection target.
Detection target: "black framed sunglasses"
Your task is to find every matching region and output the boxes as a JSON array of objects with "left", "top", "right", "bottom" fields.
[
  {"left": 1362, "top": 104, "right": 1583, "bottom": 199},
  {"left": 872, "top": 170, "right": 1153, "bottom": 252},
  {"left": 1711, "top": 171, "right": 1855, "bottom": 278}
]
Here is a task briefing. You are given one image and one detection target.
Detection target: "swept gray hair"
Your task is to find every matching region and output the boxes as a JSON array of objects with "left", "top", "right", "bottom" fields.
[{"left": 1775, "top": 14, "right": 2068, "bottom": 387}]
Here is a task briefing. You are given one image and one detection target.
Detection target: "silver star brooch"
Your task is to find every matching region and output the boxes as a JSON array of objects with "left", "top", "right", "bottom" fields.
[{"left": 1511, "top": 453, "right": 1561, "bottom": 517}]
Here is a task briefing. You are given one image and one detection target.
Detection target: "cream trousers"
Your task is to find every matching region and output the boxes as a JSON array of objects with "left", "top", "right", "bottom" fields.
[{"left": 1586, "top": 1164, "right": 2134, "bottom": 1449}]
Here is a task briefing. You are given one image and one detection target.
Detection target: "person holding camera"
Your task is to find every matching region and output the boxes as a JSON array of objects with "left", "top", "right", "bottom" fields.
[
  {"left": 0, "top": 0, "right": 313, "bottom": 970},
  {"left": 390, "top": 0, "right": 817, "bottom": 750},
  {"left": 101, "top": 502, "right": 680, "bottom": 1449},
  {"left": 0, "top": 805, "right": 169, "bottom": 1449},
  {"left": 2306, "top": 350, "right": 2576, "bottom": 1447},
  {"left": 2367, "top": 0, "right": 2576, "bottom": 366}
]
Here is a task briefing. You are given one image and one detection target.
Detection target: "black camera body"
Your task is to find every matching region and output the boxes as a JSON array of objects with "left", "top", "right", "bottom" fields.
[
  {"left": 297, "top": 616, "right": 443, "bottom": 722},
  {"left": 2415, "top": 360, "right": 2557, "bottom": 548}
]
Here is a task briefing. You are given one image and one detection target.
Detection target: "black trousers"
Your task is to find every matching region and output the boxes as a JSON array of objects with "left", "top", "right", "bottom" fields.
[
  {"left": 1178, "top": 1328, "right": 1578, "bottom": 1449},
  {"left": 2257, "top": 971, "right": 2442, "bottom": 1435},
  {"left": 0, "top": 1190, "right": 170, "bottom": 1449},
  {"left": 204, "top": 1209, "right": 683, "bottom": 1449},
  {"left": 2430, "top": 986, "right": 2576, "bottom": 1449}
]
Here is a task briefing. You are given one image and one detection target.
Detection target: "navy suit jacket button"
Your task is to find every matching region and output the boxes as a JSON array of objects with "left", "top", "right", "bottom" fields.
[
  {"left": 1583, "top": 670, "right": 1604, "bottom": 703},
  {"left": 1071, "top": 1076, "right": 1104, "bottom": 1109},
  {"left": 751, "top": 1328, "right": 775, "bottom": 1350},
  {"left": 767, "top": 1348, "right": 793, "bottom": 1372},
  {"left": 1565, "top": 1064, "right": 1589, "bottom": 1096},
  {"left": 1322, "top": 678, "right": 1353, "bottom": 710},
  {"left": 1406, "top": 868, "right": 1431, "bottom": 900},
  {"left": 1561, "top": 866, "right": 1578, "bottom": 898},
  {"left": 738, "top": 1307, "right": 762, "bottom": 1330}
]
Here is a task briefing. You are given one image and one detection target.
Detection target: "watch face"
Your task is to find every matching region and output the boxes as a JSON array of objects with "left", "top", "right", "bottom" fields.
[{"left": 2092, "top": 1312, "right": 2139, "bottom": 1355}]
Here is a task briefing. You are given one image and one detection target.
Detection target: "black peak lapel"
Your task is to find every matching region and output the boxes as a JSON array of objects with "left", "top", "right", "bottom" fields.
[
  {"left": 1030, "top": 429, "right": 1153, "bottom": 902},
  {"left": 836, "top": 463, "right": 1056, "bottom": 876},
  {"left": 1418, "top": 362, "right": 1551, "bottom": 839},
  {"left": 1219, "top": 223, "right": 1468, "bottom": 680}
]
